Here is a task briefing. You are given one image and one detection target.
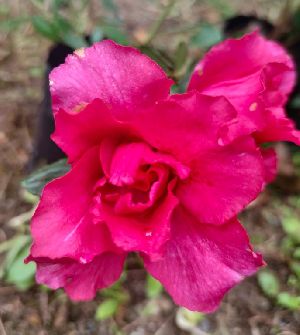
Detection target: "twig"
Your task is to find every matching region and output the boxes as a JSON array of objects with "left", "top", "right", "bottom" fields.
[{"left": 144, "top": 0, "right": 177, "bottom": 45}]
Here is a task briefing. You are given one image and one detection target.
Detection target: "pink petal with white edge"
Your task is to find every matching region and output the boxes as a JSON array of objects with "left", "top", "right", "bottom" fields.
[
  {"left": 177, "top": 136, "right": 265, "bottom": 224},
  {"left": 50, "top": 40, "right": 173, "bottom": 115},
  {"left": 143, "top": 207, "right": 264, "bottom": 313},
  {"left": 30, "top": 147, "right": 117, "bottom": 262},
  {"left": 34, "top": 253, "right": 126, "bottom": 301}
]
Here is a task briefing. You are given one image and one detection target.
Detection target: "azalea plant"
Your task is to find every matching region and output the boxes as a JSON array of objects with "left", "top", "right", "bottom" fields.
[{"left": 22, "top": 30, "right": 299, "bottom": 314}]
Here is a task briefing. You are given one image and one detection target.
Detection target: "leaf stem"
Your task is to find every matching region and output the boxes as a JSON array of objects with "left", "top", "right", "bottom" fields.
[{"left": 144, "top": 0, "right": 176, "bottom": 45}]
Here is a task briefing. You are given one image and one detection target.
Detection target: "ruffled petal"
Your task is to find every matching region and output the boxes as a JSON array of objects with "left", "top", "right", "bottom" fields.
[
  {"left": 188, "top": 31, "right": 296, "bottom": 143},
  {"left": 143, "top": 207, "right": 264, "bottom": 312},
  {"left": 177, "top": 137, "right": 264, "bottom": 224},
  {"left": 34, "top": 253, "right": 126, "bottom": 301},
  {"left": 98, "top": 183, "right": 179, "bottom": 260},
  {"left": 29, "top": 147, "right": 117, "bottom": 262},
  {"left": 50, "top": 40, "right": 173, "bottom": 114},
  {"left": 132, "top": 92, "right": 237, "bottom": 163},
  {"left": 52, "top": 99, "right": 132, "bottom": 163}
]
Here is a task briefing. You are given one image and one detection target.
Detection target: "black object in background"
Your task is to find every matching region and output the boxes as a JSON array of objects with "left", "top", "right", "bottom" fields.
[{"left": 28, "top": 43, "right": 74, "bottom": 171}]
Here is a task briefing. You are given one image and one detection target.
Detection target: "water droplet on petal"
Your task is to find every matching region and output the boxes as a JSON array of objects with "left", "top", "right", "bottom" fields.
[{"left": 145, "top": 231, "right": 152, "bottom": 237}]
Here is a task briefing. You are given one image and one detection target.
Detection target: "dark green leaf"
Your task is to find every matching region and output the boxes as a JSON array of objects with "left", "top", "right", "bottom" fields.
[
  {"left": 31, "top": 16, "right": 60, "bottom": 41},
  {"left": 22, "top": 159, "right": 70, "bottom": 196},
  {"left": 257, "top": 270, "right": 280, "bottom": 298},
  {"left": 95, "top": 299, "right": 119, "bottom": 320},
  {"left": 174, "top": 41, "right": 188, "bottom": 72},
  {"left": 139, "top": 46, "right": 174, "bottom": 75},
  {"left": 102, "top": 25, "right": 129, "bottom": 45},
  {"left": 191, "top": 24, "right": 222, "bottom": 49},
  {"left": 90, "top": 26, "right": 104, "bottom": 44},
  {"left": 61, "top": 31, "right": 88, "bottom": 49}
]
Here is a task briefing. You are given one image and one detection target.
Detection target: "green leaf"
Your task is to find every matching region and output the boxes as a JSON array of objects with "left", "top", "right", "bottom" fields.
[
  {"left": 280, "top": 236, "right": 295, "bottom": 256},
  {"left": 290, "top": 261, "right": 300, "bottom": 279},
  {"left": 22, "top": 159, "right": 70, "bottom": 196},
  {"left": 5, "top": 242, "right": 36, "bottom": 290},
  {"left": 31, "top": 16, "right": 60, "bottom": 41},
  {"left": 293, "top": 247, "right": 300, "bottom": 260},
  {"left": 102, "top": 25, "right": 129, "bottom": 45},
  {"left": 174, "top": 41, "right": 188, "bottom": 73},
  {"left": 139, "top": 46, "right": 174, "bottom": 75},
  {"left": 95, "top": 298, "right": 119, "bottom": 320},
  {"left": 191, "top": 24, "right": 222, "bottom": 49},
  {"left": 146, "top": 274, "right": 163, "bottom": 299},
  {"left": 90, "top": 26, "right": 104, "bottom": 44},
  {"left": 0, "top": 16, "right": 30, "bottom": 31},
  {"left": 281, "top": 209, "right": 300, "bottom": 244},
  {"left": 277, "top": 292, "right": 300, "bottom": 310},
  {"left": 257, "top": 270, "right": 280, "bottom": 298},
  {"left": 61, "top": 31, "right": 88, "bottom": 49}
]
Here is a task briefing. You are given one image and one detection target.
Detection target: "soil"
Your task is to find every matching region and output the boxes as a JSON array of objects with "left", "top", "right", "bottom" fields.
[{"left": 0, "top": 1, "right": 300, "bottom": 334}]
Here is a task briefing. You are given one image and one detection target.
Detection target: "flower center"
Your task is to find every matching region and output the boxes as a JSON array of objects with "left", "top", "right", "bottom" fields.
[{"left": 90, "top": 141, "right": 190, "bottom": 220}]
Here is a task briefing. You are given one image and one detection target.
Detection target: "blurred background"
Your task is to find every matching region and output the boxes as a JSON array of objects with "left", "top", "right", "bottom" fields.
[{"left": 1, "top": 0, "right": 300, "bottom": 334}]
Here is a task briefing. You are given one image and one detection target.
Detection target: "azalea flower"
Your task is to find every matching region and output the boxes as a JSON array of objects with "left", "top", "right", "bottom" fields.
[
  {"left": 188, "top": 31, "right": 300, "bottom": 183},
  {"left": 27, "top": 39, "right": 268, "bottom": 312}
]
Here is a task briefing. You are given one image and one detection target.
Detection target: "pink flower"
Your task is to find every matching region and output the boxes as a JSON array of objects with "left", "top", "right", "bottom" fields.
[
  {"left": 27, "top": 40, "right": 264, "bottom": 312},
  {"left": 188, "top": 31, "right": 299, "bottom": 184}
]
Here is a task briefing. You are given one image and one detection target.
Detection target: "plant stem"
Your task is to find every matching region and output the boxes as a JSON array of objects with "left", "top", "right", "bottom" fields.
[{"left": 144, "top": 0, "right": 176, "bottom": 45}]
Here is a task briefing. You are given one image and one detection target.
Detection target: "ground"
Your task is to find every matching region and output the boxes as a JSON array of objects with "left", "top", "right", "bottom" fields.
[{"left": 0, "top": 1, "right": 300, "bottom": 334}]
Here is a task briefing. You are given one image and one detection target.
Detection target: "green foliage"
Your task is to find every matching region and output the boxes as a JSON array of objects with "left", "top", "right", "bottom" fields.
[
  {"left": 277, "top": 292, "right": 300, "bottom": 311},
  {"left": 31, "top": 15, "right": 60, "bottom": 41},
  {"left": 257, "top": 270, "right": 280, "bottom": 298},
  {"left": 95, "top": 298, "right": 119, "bottom": 320},
  {"left": 175, "top": 307, "right": 205, "bottom": 332},
  {"left": 281, "top": 208, "right": 300, "bottom": 244},
  {"left": 146, "top": 274, "right": 163, "bottom": 299},
  {"left": 95, "top": 275, "right": 128, "bottom": 321},
  {"left": 22, "top": 159, "right": 70, "bottom": 196},
  {"left": 174, "top": 41, "right": 188, "bottom": 75},
  {"left": 0, "top": 235, "right": 35, "bottom": 290},
  {"left": 191, "top": 24, "right": 222, "bottom": 49},
  {"left": 101, "top": 25, "right": 129, "bottom": 45},
  {"left": 90, "top": 26, "right": 104, "bottom": 44}
]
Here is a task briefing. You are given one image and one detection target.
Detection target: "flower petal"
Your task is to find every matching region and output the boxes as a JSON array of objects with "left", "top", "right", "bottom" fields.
[
  {"left": 261, "top": 147, "right": 277, "bottom": 183},
  {"left": 99, "top": 183, "right": 179, "bottom": 260},
  {"left": 255, "top": 108, "right": 300, "bottom": 145},
  {"left": 143, "top": 207, "right": 264, "bottom": 312},
  {"left": 52, "top": 99, "right": 132, "bottom": 163},
  {"left": 177, "top": 137, "right": 264, "bottom": 224},
  {"left": 188, "top": 31, "right": 296, "bottom": 142},
  {"left": 132, "top": 92, "right": 237, "bottom": 163},
  {"left": 29, "top": 147, "right": 117, "bottom": 262},
  {"left": 50, "top": 40, "right": 173, "bottom": 114},
  {"left": 34, "top": 253, "right": 126, "bottom": 301}
]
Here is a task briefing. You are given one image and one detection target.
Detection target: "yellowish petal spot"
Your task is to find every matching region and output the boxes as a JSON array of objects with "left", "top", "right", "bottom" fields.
[
  {"left": 73, "top": 102, "right": 87, "bottom": 114},
  {"left": 74, "top": 48, "right": 85, "bottom": 58},
  {"left": 197, "top": 68, "right": 203, "bottom": 76},
  {"left": 249, "top": 102, "right": 258, "bottom": 111}
]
